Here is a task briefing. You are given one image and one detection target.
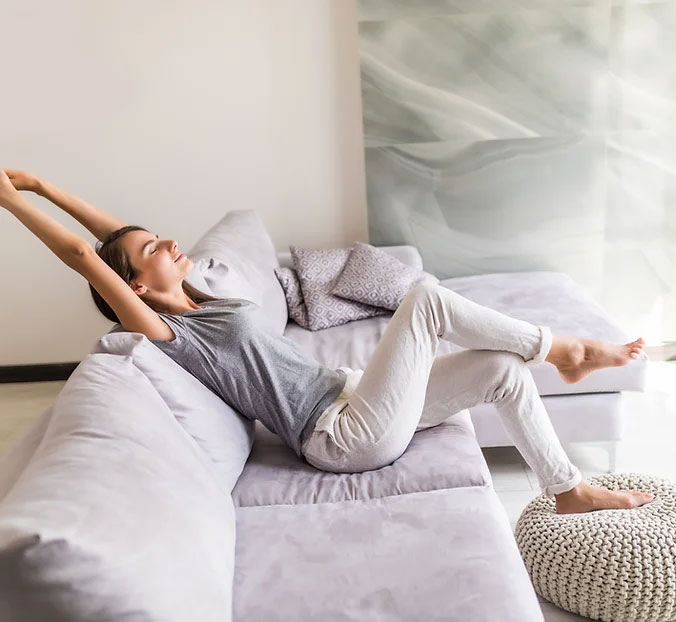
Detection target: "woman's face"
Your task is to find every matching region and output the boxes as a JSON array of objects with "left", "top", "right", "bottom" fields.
[{"left": 120, "top": 229, "right": 194, "bottom": 296}]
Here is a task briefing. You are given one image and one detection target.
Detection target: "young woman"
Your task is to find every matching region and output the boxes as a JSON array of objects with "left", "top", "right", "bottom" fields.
[{"left": 0, "top": 168, "right": 653, "bottom": 514}]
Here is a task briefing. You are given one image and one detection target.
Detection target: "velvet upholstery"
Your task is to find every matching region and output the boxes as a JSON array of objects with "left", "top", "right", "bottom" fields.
[
  {"left": 0, "top": 355, "right": 236, "bottom": 622},
  {"left": 233, "top": 486, "right": 545, "bottom": 622},
  {"left": 232, "top": 409, "right": 490, "bottom": 508}
]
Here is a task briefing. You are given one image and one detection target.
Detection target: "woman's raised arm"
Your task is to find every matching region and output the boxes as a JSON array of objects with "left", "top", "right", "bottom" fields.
[
  {"left": 0, "top": 169, "right": 89, "bottom": 267},
  {"left": 1, "top": 168, "right": 174, "bottom": 339},
  {"left": 5, "top": 169, "right": 127, "bottom": 242}
]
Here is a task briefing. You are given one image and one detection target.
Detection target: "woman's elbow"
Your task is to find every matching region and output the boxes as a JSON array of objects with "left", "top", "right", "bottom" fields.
[{"left": 62, "top": 241, "right": 94, "bottom": 270}]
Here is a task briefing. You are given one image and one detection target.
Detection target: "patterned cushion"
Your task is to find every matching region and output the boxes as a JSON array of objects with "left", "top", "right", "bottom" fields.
[
  {"left": 289, "top": 245, "right": 389, "bottom": 331},
  {"left": 273, "top": 266, "right": 310, "bottom": 329},
  {"left": 331, "top": 241, "right": 439, "bottom": 311}
]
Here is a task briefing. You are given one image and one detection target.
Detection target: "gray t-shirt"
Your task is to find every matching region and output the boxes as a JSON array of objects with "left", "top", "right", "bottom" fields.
[{"left": 132, "top": 298, "right": 347, "bottom": 458}]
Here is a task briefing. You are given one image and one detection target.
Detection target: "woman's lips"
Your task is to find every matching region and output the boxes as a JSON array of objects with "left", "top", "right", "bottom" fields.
[{"left": 174, "top": 252, "right": 185, "bottom": 262}]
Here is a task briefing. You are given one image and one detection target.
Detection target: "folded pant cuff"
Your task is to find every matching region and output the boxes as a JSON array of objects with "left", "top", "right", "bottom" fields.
[
  {"left": 543, "top": 468, "right": 583, "bottom": 500},
  {"left": 526, "top": 325, "right": 552, "bottom": 367}
]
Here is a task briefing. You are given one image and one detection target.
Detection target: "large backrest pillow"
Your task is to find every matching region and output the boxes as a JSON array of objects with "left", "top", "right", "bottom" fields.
[
  {"left": 93, "top": 331, "right": 255, "bottom": 494},
  {"left": 0, "top": 354, "right": 236, "bottom": 622},
  {"left": 184, "top": 208, "right": 288, "bottom": 336}
]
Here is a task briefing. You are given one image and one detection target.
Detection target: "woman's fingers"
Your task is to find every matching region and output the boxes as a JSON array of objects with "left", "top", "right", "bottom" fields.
[
  {"left": 3, "top": 169, "right": 34, "bottom": 192},
  {"left": 0, "top": 169, "right": 19, "bottom": 207}
]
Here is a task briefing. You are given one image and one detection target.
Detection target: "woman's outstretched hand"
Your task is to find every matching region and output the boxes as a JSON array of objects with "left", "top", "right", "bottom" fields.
[
  {"left": 0, "top": 169, "right": 22, "bottom": 208},
  {"left": 3, "top": 169, "right": 41, "bottom": 193}
]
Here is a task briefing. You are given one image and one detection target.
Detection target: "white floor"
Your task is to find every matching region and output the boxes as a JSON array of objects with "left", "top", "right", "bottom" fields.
[{"left": 1, "top": 354, "right": 675, "bottom": 621}]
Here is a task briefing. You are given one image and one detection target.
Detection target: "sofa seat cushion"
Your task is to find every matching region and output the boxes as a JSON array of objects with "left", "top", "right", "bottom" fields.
[
  {"left": 283, "top": 271, "right": 647, "bottom": 396},
  {"left": 231, "top": 409, "right": 490, "bottom": 507},
  {"left": 232, "top": 486, "right": 544, "bottom": 622}
]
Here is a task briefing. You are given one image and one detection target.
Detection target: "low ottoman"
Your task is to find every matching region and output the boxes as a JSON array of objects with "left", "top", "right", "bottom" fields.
[{"left": 514, "top": 473, "right": 676, "bottom": 622}]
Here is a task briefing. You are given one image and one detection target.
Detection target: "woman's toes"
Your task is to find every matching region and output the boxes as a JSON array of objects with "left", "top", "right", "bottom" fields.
[
  {"left": 630, "top": 491, "right": 654, "bottom": 507},
  {"left": 628, "top": 341, "right": 644, "bottom": 359}
]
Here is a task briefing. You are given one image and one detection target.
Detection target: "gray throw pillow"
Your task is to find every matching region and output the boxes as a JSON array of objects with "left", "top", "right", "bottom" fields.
[
  {"left": 273, "top": 266, "right": 310, "bottom": 329},
  {"left": 331, "top": 241, "right": 439, "bottom": 311},
  {"left": 290, "top": 245, "right": 390, "bottom": 331}
]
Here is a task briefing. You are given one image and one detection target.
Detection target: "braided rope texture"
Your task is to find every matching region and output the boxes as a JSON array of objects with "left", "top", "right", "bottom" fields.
[{"left": 514, "top": 473, "right": 676, "bottom": 622}]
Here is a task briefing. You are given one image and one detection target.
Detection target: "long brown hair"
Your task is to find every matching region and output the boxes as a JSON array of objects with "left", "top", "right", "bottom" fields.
[{"left": 89, "top": 225, "right": 221, "bottom": 324}]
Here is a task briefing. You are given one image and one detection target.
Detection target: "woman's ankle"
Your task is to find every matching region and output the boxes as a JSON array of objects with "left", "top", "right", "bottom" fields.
[
  {"left": 545, "top": 336, "right": 584, "bottom": 367},
  {"left": 554, "top": 480, "right": 587, "bottom": 500}
]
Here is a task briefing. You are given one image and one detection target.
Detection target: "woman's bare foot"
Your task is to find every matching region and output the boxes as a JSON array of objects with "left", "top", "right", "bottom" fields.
[
  {"left": 555, "top": 480, "right": 654, "bottom": 514},
  {"left": 545, "top": 335, "right": 645, "bottom": 384}
]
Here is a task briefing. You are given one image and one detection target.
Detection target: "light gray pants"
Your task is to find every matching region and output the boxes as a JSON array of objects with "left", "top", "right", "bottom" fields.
[{"left": 301, "top": 281, "right": 583, "bottom": 499}]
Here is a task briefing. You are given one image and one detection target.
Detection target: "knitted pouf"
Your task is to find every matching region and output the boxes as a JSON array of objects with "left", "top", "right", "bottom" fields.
[{"left": 514, "top": 473, "right": 676, "bottom": 622}]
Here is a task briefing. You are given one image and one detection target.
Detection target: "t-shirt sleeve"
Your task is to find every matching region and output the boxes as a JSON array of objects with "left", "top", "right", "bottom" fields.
[{"left": 148, "top": 312, "right": 190, "bottom": 345}]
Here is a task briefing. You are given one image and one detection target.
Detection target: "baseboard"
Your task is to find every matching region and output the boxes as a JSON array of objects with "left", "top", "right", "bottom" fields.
[{"left": 0, "top": 362, "right": 80, "bottom": 383}]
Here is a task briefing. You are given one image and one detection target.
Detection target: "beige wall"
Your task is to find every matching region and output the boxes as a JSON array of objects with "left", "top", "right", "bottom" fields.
[{"left": 0, "top": 0, "right": 367, "bottom": 366}]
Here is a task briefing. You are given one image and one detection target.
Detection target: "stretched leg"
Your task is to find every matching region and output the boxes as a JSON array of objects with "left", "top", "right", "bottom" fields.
[
  {"left": 304, "top": 281, "right": 551, "bottom": 472},
  {"left": 415, "top": 348, "right": 583, "bottom": 498},
  {"left": 302, "top": 281, "right": 654, "bottom": 512}
]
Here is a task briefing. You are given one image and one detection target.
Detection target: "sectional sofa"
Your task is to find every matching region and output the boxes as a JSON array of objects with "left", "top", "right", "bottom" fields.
[{"left": 0, "top": 209, "right": 647, "bottom": 621}]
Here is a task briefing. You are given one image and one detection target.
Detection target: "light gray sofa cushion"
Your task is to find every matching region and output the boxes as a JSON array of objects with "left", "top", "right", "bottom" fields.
[
  {"left": 231, "top": 409, "right": 490, "bottom": 507},
  {"left": 0, "top": 354, "right": 236, "bottom": 622},
  {"left": 331, "top": 241, "right": 439, "bottom": 310},
  {"left": 233, "top": 485, "right": 544, "bottom": 622},
  {"left": 185, "top": 208, "right": 288, "bottom": 337},
  {"left": 290, "top": 245, "right": 390, "bottom": 331},
  {"left": 94, "top": 331, "right": 255, "bottom": 494}
]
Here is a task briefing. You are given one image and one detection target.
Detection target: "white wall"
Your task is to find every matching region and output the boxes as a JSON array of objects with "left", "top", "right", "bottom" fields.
[{"left": 0, "top": 0, "right": 367, "bottom": 366}]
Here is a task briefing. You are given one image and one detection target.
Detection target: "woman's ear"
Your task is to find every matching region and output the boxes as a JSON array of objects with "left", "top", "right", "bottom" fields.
[{"left": 130, "top": 281, "right": 147, "bottom": 296}]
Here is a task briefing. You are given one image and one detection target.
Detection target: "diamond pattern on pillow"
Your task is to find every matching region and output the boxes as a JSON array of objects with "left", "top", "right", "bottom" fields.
[
  {"left": 290, "top": 246, "right": 389, "bottom": 331},
  {"left": 273, "top": 266, "right": 310, "bottom": 329},
  {"left": 331, "top": 241, "right": 439, "bottom": 311}
]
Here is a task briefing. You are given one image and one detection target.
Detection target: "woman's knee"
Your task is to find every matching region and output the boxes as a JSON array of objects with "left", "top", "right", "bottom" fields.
[
  {"left": 476, "top": 350, "right": 528, "bottom": 400},
  {"left": 405, "top": 280, "right": 438, "bottom": 306}
]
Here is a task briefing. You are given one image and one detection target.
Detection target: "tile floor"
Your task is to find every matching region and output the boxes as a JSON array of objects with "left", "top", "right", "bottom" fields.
[{"left": 1, "top": 351, "right": 675, "bottom": 621}]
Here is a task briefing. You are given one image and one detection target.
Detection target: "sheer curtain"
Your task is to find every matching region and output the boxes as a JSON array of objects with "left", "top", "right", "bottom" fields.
[{"left": 358, "top": 1, "right": 676, "bottom": 343}]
